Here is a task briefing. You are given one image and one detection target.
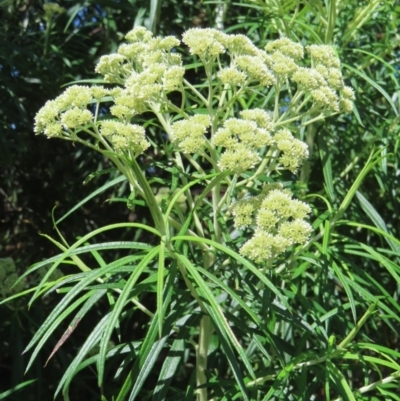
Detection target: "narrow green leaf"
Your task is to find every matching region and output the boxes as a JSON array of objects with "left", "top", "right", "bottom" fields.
[
  {"left": 97, "top": 246, "right": 160, "bottom": 386},
  {"left": 169, "top": 171, "right": 229, "bottom": 250},
  {"left": 117, "top": 267, "right": 178, "bottom": 401},
  {"left": 176, "top": 253, "right": 252, "bottom": 399},
  {"left": 334, "top": 149, "right": 387, "bottom": 224},
  {"left": 24, "top": 255, "right": 138, "bottom": 356},
  {"left": 357, "top": 342, "right": 400, "bottom": 360},
  {"left": 325, "top": 335, "right": 336, "bottom": 401},
  {"left": 128, "top": 336, "right": 169, "bottom": 401},
  {"left": 0, "top": 380, "right": 37, "bottom": 400},
  {"left": 322, "top": 220, "right": 331, "bottom": 255},
  {"left": 29, "top": 223, "right": 161, "bottom": 304},
  {"left": 327, "top": 361, "right": 356, "bottom": 401},
  {"left": 172, "top": 235, "right": 289, "bottom": 310},
  {"left": 358, "top": 243, "right": 400, "bottom": 285},
  {"left": 343, "top": 63, "right": 398, "bottom": 117},
  {"left": 148, "top": 0, "right": 161, "bottom": 34},
  {"left": 331, "top": 260, "right": 357, "bottom": 322},
  {"left": 45, "top": 289, "right": 107, "bottom": 366},
  {"left": 152, "top": 321, "right": 193, "bottom": 401},
  {"left": 55, "top": 175, "right": 126, "bottom": 224},
  {"left": 318, "top": 125, "right": 335, "bottom": 202},
  {"left": 342, "top": 353, "right": 400, "bottom": 371},
  {"left": 58, "top": 312, "right": 112, "bottom": 400},
  {"left": 25, "top": 290, "right": 94, "bottom": 373},
  {"left": 157, "top": 241, "right": 166, "bottom": 338},
  {"left": 338, "top": 303, "right": 376, "bottom": 349},
  {"left": 356, "top": 191, "right": 400, "bottom": 254},
  {"left": 195, "top": 266, "right": 261, "bottom": 326}
]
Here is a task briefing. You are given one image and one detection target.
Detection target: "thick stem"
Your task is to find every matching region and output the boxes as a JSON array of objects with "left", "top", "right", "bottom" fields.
[
  {"left": 196, "top": 315, "right": 211, "bottom": 401},
  {"left": 129, "top": 157, "right": 167, "bottom": 237},
  {"left": 299, "top": 123, "right": 316, "bottom": 184}
]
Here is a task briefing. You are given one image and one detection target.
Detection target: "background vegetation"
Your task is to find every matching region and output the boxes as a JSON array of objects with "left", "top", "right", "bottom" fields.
[{"left": 1, "top": 0, "right": 399, "bottom": 400}]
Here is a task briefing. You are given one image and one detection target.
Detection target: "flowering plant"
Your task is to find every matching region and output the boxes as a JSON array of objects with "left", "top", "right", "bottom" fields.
[{"left": 29, "top": 27, "right": 353, "bottom": 400}]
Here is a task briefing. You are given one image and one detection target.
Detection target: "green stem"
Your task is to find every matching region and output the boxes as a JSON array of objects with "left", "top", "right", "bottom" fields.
[
  {"left": 128, "top": 157, "right": 167, "bottom": 237},
  {"left": 299, "top": 123, "right": 317, "bottom": 184},
  {"left": 183, "top": 78, "right": 209, "bottom": 107},
  {"left": 173, "top": 152, "right": 205, "bottom": 237},
  {"left": 273, "top": 79, "right": 281, "bottom": 122},
  {"left": 43, "top": 18, "right": 52, "bottom": 57},
  {"left": 196, "top": 315, "right": 211, "bottom": 401}
]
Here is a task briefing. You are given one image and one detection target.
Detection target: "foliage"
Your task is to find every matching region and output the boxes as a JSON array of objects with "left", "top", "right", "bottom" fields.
[{"left": 1, "top": 0, "right": 400, "bottom": 400}]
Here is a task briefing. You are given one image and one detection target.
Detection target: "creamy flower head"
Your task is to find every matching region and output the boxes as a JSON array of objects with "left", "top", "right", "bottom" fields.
[
  {"left": 217, "top": 67, "right": 247, "bottom": 86},
  {"left": 225, "top": 34, "right": 260, "bottom": 56},
  {"left": 307, "top": 44, "right": 340, "bottom": 68},
  {"left": 240, "top": 108, "right": 274, "bottom": 130},
  {"left": 265, "top": 38, "right": 304, "bottom": 60},
  {"left": 163, "top": 66, "right": 185, "bottom": 91},
  {"left": 34, "top": 86, "right": 94, "bottom": 137},
  {"left": 339, "top": 86, "right": 355, "bottom": 112},
  {"left": 274, "top": 129, "right": 309, "bottom": 173},
  {"left": 292, "top": 67, "right": 327, "bottom": 90},
  {"left": 58, "top": 85, "right": 92, "bottom": 109},
  {"left": 341, "top": 86, "right": 355, "bottom": 100},
  {"left": 270, "top": 51, "right": 299, "bottom": 77},
  {"left": 100, "top": 120, "right": 150, "bottom": 155},
  {"left": 90, "top": 86, "right": 110, "bottom": 101},
  {"left": 61, "top": 108, "right": 93, "bottom": 130},
  {"left": 95, "top": 54, "right": 130, "bottom": 84},
  {"left": 182, "top": 28, "right": 227, "bottom": 58},
  {"left": 310, "top": 86, "right": 340, "bottom": 112},
  {"left": 213, "top": 112, "right": 275, "bottom": 174},
  {"left": 236, "top": 55, "right": 276, "bottom": 86},
  {"left": 170, "top": 114, "right": 211, "bottom": 154},
  {"left": 125, "top": 26, "right": 153, "bottom": 43},
  {"left": 232, "top": 186, "right": 312, "bottom": 263},
  {"left": 218, "top": 145, "right": 260, "bottom": 174}
]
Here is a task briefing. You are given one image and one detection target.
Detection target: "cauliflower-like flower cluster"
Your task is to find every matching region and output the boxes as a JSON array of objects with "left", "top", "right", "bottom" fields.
[
  {"left": 209, "top": 109, "right": 307, "bottom": 174},
  {"left": 95, "top": 26, "right": 184, "bottom": 102},
  {"left": 100, "top": 120, "right": 150, "bottom": 156},
  {"left": 170, "top": 115, "right": 211, "bottom": 154},
  {"left": 212, "top": 109, "right": 273, "bottom": 174},
  {"left": 181, "top": 28, "right": 354, "bottom": 113},
  {"left": 230, "top": 184, "right": 312, "bottom": 263},
  {"left": 32, "top": 27, "right": 357, "bottom": 268},
  {"left": 34, "top": 26, "right": 185, "bottom": 157},
  {"left": 34, "top": 85, "right": 95, "bottom": 137},
  {"left": 35, "top": 26, "right": 354, "bottom": 166}
]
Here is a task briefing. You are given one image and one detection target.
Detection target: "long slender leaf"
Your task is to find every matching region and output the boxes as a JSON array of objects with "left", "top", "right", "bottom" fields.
[
  {"left": 55, "top": 175, "right": 126, "bottom": 224},
  {"left": 356, "top": 191, "right": 400, "bottom": 254},
  {"left": 171, "top": 235, "right": 290, "bottom": 310},
  {"left": 176, "top": 253, "right": 252, "bottom": 399},
  {"left": 343, "top": 63, "right": 398, "bottom": 117},
  {"left": 97, "top": 246, "right": 160, "bottom": 386}
]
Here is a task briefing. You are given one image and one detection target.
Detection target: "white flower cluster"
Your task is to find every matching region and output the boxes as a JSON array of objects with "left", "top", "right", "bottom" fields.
[
  {"left": 182, "top": 28, "right": 354, "bottom": 113},
  {"left": 95, "top": 26, "right": 184, "bottom": 106},
  {"left": 212, "top": 109, "right": 274, "bottom": 174},
  {"left": 170, "top": 115, "right": 211, "bottom": 154},
  {"left": 230, "top": 184, "right": 312, "bottom": 263},
  {"left": 35, "top": 27, "right": 354, "bottom": 164},
  {"left": 171, "top": 108, "right": 305, "bottom": 175},
  {"left": 35, "top": 26, "right": 187, "bottom": 156},
  {"left": 34, "top": 85, "right": 95, "bottom": 137},
  {"left": 100, "top": 120, "right": 150, "bottom": 156}
]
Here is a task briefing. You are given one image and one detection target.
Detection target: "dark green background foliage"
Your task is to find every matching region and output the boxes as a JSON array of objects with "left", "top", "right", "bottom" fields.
[{"left": 1, "top": 1, "right": 399, "bottom": 400}]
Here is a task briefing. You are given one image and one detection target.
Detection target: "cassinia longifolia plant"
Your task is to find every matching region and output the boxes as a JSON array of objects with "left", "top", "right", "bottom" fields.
[{"left": 32, "top": 27, "right": 354, "bottom": 399}]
